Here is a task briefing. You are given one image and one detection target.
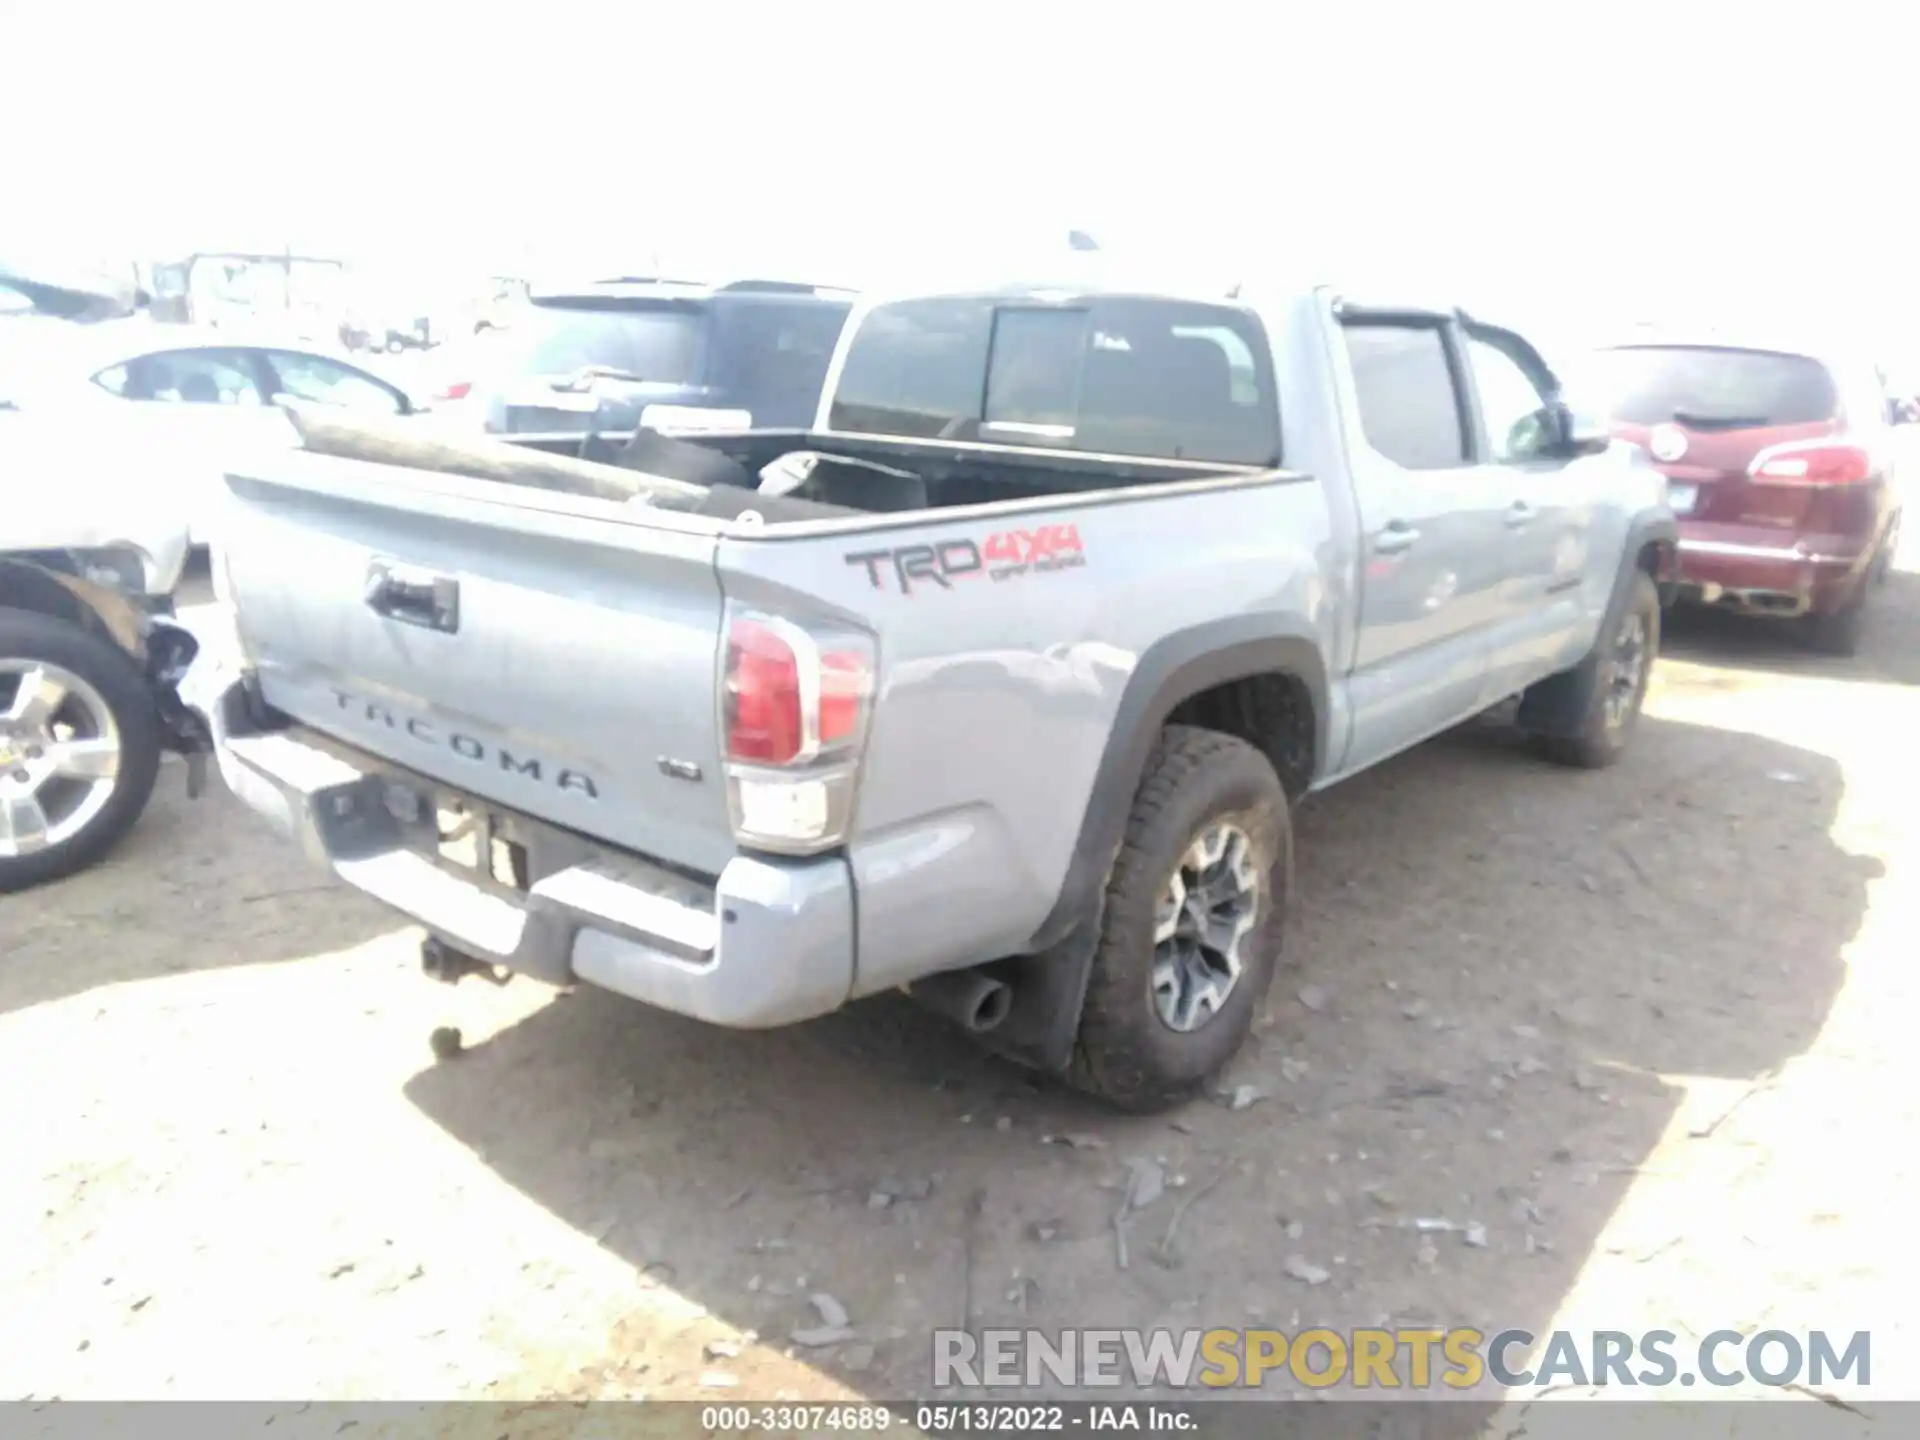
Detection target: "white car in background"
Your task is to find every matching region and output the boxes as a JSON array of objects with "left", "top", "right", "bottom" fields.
[
  {"left": 2, "top": 370, "right": 210, "bottom": 892},
  {"left": 0, "top": 315, "right": 422, "bottom": 544}
]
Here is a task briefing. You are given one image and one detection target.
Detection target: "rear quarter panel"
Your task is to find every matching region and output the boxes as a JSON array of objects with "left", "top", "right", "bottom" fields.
[{"left": 717, "top": 473, "right": 1336, "bottom": 996}]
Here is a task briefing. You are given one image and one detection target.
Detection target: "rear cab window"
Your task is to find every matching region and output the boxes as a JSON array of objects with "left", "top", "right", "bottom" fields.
[
  {"left": 827, "top": 295, "right": 1281, "bottom": 466},
  {"left": 1584, "top": 346, "right": 1840, "bottom": 429}
]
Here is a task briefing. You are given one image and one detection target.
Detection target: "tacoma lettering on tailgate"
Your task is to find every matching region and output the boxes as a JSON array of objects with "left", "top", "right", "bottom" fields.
[
  {"left": 329, "top": 688, "right": 600, "bottom": 798},
  {"left": 845, "top": 524, "right": 1086, "bottom": 596}
]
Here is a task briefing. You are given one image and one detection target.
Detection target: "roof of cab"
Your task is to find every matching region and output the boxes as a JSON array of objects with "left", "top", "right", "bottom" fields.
[{"left": 847, "top": 273, "right": 1473, "bottom": 323}]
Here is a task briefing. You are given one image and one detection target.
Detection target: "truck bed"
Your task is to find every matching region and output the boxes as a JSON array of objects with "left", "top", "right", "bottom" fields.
[{"left": 212, "top": 425, "right": 1316, "bottom": 895}]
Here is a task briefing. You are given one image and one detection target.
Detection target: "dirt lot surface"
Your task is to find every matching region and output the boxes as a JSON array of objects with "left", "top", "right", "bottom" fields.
[{"left": 5, "top": 555, "right": 1919, "bottom": 1431}]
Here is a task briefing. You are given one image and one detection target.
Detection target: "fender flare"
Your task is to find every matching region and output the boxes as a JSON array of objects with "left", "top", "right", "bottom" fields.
[
  {"left": 1617, "top": 506, "right": 1680, "bottom": 606},
  {"left": 978, "top": 617, "right": 1331, "bottom": 1074},
  {"left": 0, "top": 557, "right": 146, "bottom": 656},
  {"left": 1516, "top": 506, "right": 1678, "bottom": 737}
]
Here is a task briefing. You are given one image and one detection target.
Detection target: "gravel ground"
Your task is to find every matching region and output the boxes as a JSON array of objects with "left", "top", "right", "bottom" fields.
[{"left": 4, "top": 552, "right": 1918, "bottom": 1429}]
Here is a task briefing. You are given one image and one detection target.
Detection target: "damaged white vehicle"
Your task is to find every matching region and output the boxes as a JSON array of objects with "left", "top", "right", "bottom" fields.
[{"left": 1, "top": 271, "right": 211, "bottom": 889}]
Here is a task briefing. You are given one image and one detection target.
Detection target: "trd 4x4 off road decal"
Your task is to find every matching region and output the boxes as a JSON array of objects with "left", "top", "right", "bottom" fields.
[{"left": 845, "top": 524, "right": 1086, "bottom": 596}]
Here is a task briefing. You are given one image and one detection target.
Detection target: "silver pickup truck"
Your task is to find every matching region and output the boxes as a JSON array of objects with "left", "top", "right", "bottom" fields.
[{"left": 198, "top": 279, "right": 1676, "bottom": 1109}]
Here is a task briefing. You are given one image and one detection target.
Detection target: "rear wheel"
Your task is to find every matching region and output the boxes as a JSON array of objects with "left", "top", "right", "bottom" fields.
[
  {"left": 1067, "top": 726, "right": 1291, "bottom": 1112},
  {"left": 0, "top": 612, "right": 162, "bottom": 892}
]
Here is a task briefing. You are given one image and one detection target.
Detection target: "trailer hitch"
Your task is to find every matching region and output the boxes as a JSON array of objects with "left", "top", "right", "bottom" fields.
[{"left": 421, "top": 935, "right": 513, "bottom": 987}]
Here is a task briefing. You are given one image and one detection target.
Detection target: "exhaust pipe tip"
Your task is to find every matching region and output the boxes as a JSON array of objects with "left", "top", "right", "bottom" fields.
[
  {"left": 970, "top": 979, "right": 1013, "bottom": 1032},
  {"left": 907, "top": 968, "right": 1014, "bottom": 1035}
]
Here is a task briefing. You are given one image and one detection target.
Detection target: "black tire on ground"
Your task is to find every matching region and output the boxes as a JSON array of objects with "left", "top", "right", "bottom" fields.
[
  {"left": 1531, "top": 570, "right": 1662, "bottom": 770},
  {"left": 1803, "top": 587, "right": 1868, "bottom": 657},
  {"left": 1067, "top": 725, "right": 1292, "bottom": 1112},
  {"left": 0, "top": 610, "right": 162, "bottom": 893}
]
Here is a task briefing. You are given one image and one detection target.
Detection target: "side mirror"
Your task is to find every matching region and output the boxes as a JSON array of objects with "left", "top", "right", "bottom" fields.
[
  {"left": 1559, "top": 403, "right": 1620, "bottom": 453},
  {"left": 1509, "top": 401, "right": 1608, "bottom": 460}
]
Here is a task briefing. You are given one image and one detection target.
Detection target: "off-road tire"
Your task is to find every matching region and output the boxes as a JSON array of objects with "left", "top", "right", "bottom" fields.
[
  {"left": 0, "top": 610, "right": 162, "bottom": 892},
  {"left": 1067, "top": 725, "right": 1291, "bottom": 1112},
  {"left": 1803, "top": 588, "right": 1867, "bottom": 657},
  {"left": 1532, "top": 571, "right": 1661, "bottom": 770}
]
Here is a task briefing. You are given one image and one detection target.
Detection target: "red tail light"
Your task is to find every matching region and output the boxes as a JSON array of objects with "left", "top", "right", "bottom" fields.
[
  {"left": 1748, "top": 440, "right": 1874, "bottom": 487},
  {"left": 725, "top": 619, "right": 804, "bottom": 764},
  {"left": 435, "top": 380, "right": 473, "bottom": 402},
  {"left": 721, "top": 610, "right": 877, "bottom": 854},
  {"left": 723, "top": 615, "right": 873, "bottom": 766}
]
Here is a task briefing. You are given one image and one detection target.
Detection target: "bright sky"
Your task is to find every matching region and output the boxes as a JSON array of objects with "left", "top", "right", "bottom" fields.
[{"left": 7, "top": 0, "right": 1916, "bottom": 361}]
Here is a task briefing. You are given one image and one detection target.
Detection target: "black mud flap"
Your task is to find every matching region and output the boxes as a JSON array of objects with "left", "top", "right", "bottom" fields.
[
  {"left": 145, "top": 620, "right": 211, "bottom": 798},
  {"left": 966, "top": 915, "right": 1106, "bottom": 1074}
]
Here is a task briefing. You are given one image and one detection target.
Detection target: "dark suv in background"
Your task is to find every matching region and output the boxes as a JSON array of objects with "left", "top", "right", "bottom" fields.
[
  {"left": 1581, "top": 335, "right": 1906, "bottom": 654},
  {"left": 429, "top": 276, "right": 854, "bottom": 444}
]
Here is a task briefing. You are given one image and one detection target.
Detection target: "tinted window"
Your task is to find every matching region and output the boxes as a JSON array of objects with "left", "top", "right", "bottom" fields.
[
  {"left": 1464, "top": 334, "right": 1553, "bottom": 462},
  {"left": 830, "top": 296, "right": 1279, "bottom": 465},
  {"left": 830, "top": 297, "right": 993, "bottom": 440},
  {"left": 502, "top": 301, "right": 709, "bottom": 385},
  {"left": 1587, "top": 346, "right": 1839, "bottom": 428},
  {"left": 263, "top": 351, "right": 407, "bottom": 414},
  {"left": 983, "top": 308, "right": 1092, "bottom": 435},
  {"left": 1342, "top": 324, "right": 1466, "bottom": 470}
]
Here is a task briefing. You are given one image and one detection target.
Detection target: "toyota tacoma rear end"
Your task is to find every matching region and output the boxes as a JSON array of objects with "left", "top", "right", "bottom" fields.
[{"left": 198, "top": 279, "right": 1672, "bottom": 1108}]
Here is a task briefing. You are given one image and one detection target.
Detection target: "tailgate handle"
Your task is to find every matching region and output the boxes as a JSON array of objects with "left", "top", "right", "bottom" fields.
[{"left": 364, "top": 562, "right": 460, "bottom": 634}]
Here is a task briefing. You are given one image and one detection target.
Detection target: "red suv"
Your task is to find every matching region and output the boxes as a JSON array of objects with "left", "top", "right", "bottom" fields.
[{"left": 1583, "top": 338, "right": 1905, "bottom": 654}]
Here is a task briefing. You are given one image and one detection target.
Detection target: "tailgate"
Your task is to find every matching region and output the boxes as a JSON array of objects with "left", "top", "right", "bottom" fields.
[{"left": 218, "top": 451, "right": 736, "bottom": 876}]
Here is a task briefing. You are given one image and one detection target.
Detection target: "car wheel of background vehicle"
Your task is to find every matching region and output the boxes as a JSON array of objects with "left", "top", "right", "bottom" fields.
[
  {"left": 0, "top": 611, "right": 162, "bottom": 892},
  {"left": 1068, "top": 725, "right": 1291, "bottom": 1112},
  {"left": 1532, "top": 571, "right": 1661, "bottom": 770},
  {"left": 1803, "top": 586, "right": 1868, "bottom": 657}
]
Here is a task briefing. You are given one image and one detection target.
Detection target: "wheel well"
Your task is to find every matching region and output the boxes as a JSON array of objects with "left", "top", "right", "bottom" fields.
[
  {"left": 1165, "top": 670, "right": 1316, "bottom": 798},
  {"left": 0, "top": 558, "right": 102, "bottom": 636},
  {"left": 1639, "top": 538, "right": 1678, "bottom": 604}
]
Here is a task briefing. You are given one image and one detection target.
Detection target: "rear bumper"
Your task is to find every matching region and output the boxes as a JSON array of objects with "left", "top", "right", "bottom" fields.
[
  {"left": 205, "top": 678, "right": 855, "bottom": 1028},
  {"left": 1674, "top": 530, "right": 1871, "bottom": 617}
]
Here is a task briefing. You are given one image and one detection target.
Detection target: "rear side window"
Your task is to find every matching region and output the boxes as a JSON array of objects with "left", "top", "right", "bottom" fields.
[
  {"left": 829, "top": 296, "right": 1279, "bottom": 465},
  {"left": 1341, "top": 323, "right": 1468, "bottom": 471},
  {"left": 1587, "top": 346, "right": 1839, "bottom": 428},
  {"left": 100, "top": 348, "right": 267, "bottom": 405}
]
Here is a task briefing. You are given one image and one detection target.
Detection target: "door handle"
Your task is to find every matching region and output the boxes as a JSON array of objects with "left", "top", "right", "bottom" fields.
[
  {"left": 364, "top": 560, "right": 460, "bottom": 634},
  {"left": 1505, "top": 500, "right": 1537, "bottom": 528},
  {"left": 1373, "top": 521, "right": 1421, "bottom": 555}
]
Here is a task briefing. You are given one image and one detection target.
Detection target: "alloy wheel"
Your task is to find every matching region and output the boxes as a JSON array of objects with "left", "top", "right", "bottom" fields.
[
  {"left": 0, "top": 661, "right": 123, "bottom": 858},
  {"left": 1603, "top": 612, "right": 1649, "bottom": 730},
  {"left": 1151, "top": 822, "right": 1261, "bottom": 1033}
]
